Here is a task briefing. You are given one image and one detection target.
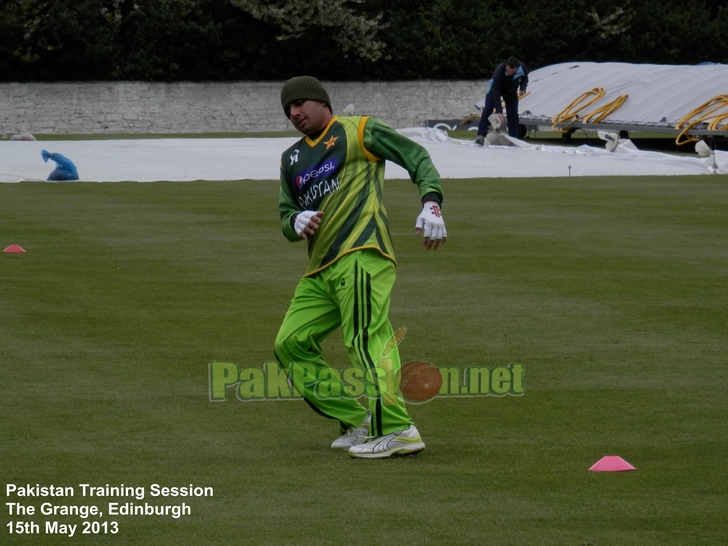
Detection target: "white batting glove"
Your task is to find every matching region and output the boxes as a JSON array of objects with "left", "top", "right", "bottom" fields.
[
  {"left": 294, "top": 210, "right": 322, "bottom": 238},
  {"left": 415, "top": 201, "right": 447, "bottom": 250}
]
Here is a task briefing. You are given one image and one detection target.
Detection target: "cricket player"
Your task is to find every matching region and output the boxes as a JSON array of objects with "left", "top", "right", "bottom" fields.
[{"left": 274, "top": 76, "right": 447, "bottom": 458}]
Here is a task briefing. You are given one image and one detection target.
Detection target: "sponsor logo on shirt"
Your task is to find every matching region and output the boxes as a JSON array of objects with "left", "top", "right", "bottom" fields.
[{"left": 295, "top": 159, "right": 339, "bottom": 189}]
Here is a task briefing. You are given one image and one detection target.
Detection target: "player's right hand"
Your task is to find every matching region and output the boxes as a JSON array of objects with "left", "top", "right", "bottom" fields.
[{"left": 294, "top": 210, "right": 323, "bottom": 238}]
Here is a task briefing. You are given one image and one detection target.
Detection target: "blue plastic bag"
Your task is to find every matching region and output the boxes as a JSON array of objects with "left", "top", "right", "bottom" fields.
[{"left": 42, "top": 150, "right": 79, "bottom": 181}]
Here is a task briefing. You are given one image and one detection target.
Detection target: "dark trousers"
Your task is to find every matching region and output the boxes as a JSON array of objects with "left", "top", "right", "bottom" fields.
[{"left": 477, "top": 92, "right": 520, "bottom": 137}]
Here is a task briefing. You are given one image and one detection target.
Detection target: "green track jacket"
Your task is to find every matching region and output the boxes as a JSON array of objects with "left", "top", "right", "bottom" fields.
[{"left": 279, "top": 115, "right": 443, "bottom": 277}]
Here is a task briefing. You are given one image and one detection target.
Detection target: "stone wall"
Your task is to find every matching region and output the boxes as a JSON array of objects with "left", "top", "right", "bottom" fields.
[{"left": 1, "top": 80, "right": 486, "bottom": 135}]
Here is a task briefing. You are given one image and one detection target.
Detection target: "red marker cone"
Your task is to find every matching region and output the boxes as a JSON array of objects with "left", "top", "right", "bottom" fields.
[
  {"left": 589, "top": 455, "right": 636, "bottom": 472},
  {"left": 3, "top": 245, "right": 26, "bottom": 253}
]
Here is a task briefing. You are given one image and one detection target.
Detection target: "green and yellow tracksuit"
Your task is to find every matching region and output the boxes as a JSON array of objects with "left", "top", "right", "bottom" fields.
[{"left": 275, "top": 115, "right": 443, "bottom": 436}]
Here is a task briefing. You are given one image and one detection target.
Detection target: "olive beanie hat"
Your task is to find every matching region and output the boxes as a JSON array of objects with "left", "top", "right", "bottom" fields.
[{"left": 281, "top": 76, "right": 332, "bottom": 116}]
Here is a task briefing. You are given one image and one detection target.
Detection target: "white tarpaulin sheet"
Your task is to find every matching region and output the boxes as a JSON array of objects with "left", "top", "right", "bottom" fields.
[
  {"left": 518, "top": 62, "right": 728, "bottom": 127},
  {"left": 0, "top": 128, "right": 725, "bottom": 183}
]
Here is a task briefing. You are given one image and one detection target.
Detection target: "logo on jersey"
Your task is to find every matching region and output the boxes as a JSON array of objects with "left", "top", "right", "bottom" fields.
[
  {"left": 290, "top": 149, "right": 299, "bottom": 165},
  {"left": 295, "top": 159, "right": 339, "bottom": 189}
]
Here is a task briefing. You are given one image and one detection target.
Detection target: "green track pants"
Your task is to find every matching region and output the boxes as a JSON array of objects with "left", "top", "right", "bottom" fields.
[{"left": 274, "top": 249, "right": 413, "bottom": 437}]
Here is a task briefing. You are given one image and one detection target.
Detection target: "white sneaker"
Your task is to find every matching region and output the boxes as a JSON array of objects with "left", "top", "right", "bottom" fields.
[
  {"left": 331, "top": 411, "right": 371, "bottom": 449},
  {"left": 348, "top": 425, "right": 425, "bottom": 459}
]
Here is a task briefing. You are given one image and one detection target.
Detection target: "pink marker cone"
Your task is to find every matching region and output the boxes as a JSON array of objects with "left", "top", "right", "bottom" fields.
[
  {"left": 3, "top": 245, "right": 26, "bottom": 253},
  {"left": 589, "top": 455, "right": 636, "bottom": 472}
]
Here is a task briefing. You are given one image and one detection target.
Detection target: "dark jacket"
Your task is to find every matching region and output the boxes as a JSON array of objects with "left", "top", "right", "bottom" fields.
[{"left": 489, "top": 61, "right": 529, "bottom": 105}]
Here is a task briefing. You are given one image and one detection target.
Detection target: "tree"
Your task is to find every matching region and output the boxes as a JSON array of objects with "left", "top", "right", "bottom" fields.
[
  {"left": 229, "top": 0, "right": 386, "bottom": 61},
  {"left": 0, "top": 0, "right": 117, "bottom": 80},
  {"left": 372, "top": 0, "right": 503, "bottom": 80},
  {"left": 1, "top": 0, "right": 727, "bottom": 81},
  {"left": 608, "top": 0, "right": 728, "bottom": 64}
]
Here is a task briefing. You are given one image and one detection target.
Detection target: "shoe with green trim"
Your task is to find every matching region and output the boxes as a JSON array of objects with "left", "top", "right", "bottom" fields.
[
  {"left": 348, "top": 425, "right": 425, "bottom": 459},
  {"left": 331, "top": 411, "right": 371, "bottom": 449}
]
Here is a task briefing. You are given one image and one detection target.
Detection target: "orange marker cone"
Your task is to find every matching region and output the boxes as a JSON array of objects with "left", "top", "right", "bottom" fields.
[
  {"left": 589, "top": 455, "right": 636, "bottom": 472},
  {"left": 3, "top": 245, "right": 26, "bottom": 253}
]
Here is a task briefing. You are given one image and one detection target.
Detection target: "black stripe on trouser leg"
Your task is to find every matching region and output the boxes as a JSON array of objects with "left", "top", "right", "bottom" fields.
[{"left": 354, "top": 263, "right": 382, "bottom": 437}]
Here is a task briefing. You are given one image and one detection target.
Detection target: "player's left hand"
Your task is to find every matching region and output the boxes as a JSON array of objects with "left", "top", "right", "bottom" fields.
[{"left": 415, "top": 201, "right": 447, "bottom": 250}]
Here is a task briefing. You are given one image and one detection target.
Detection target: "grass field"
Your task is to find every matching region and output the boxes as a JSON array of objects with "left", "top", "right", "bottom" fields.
[{"left": 1, "top": 175, "right": 727, "bottom": 545}]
